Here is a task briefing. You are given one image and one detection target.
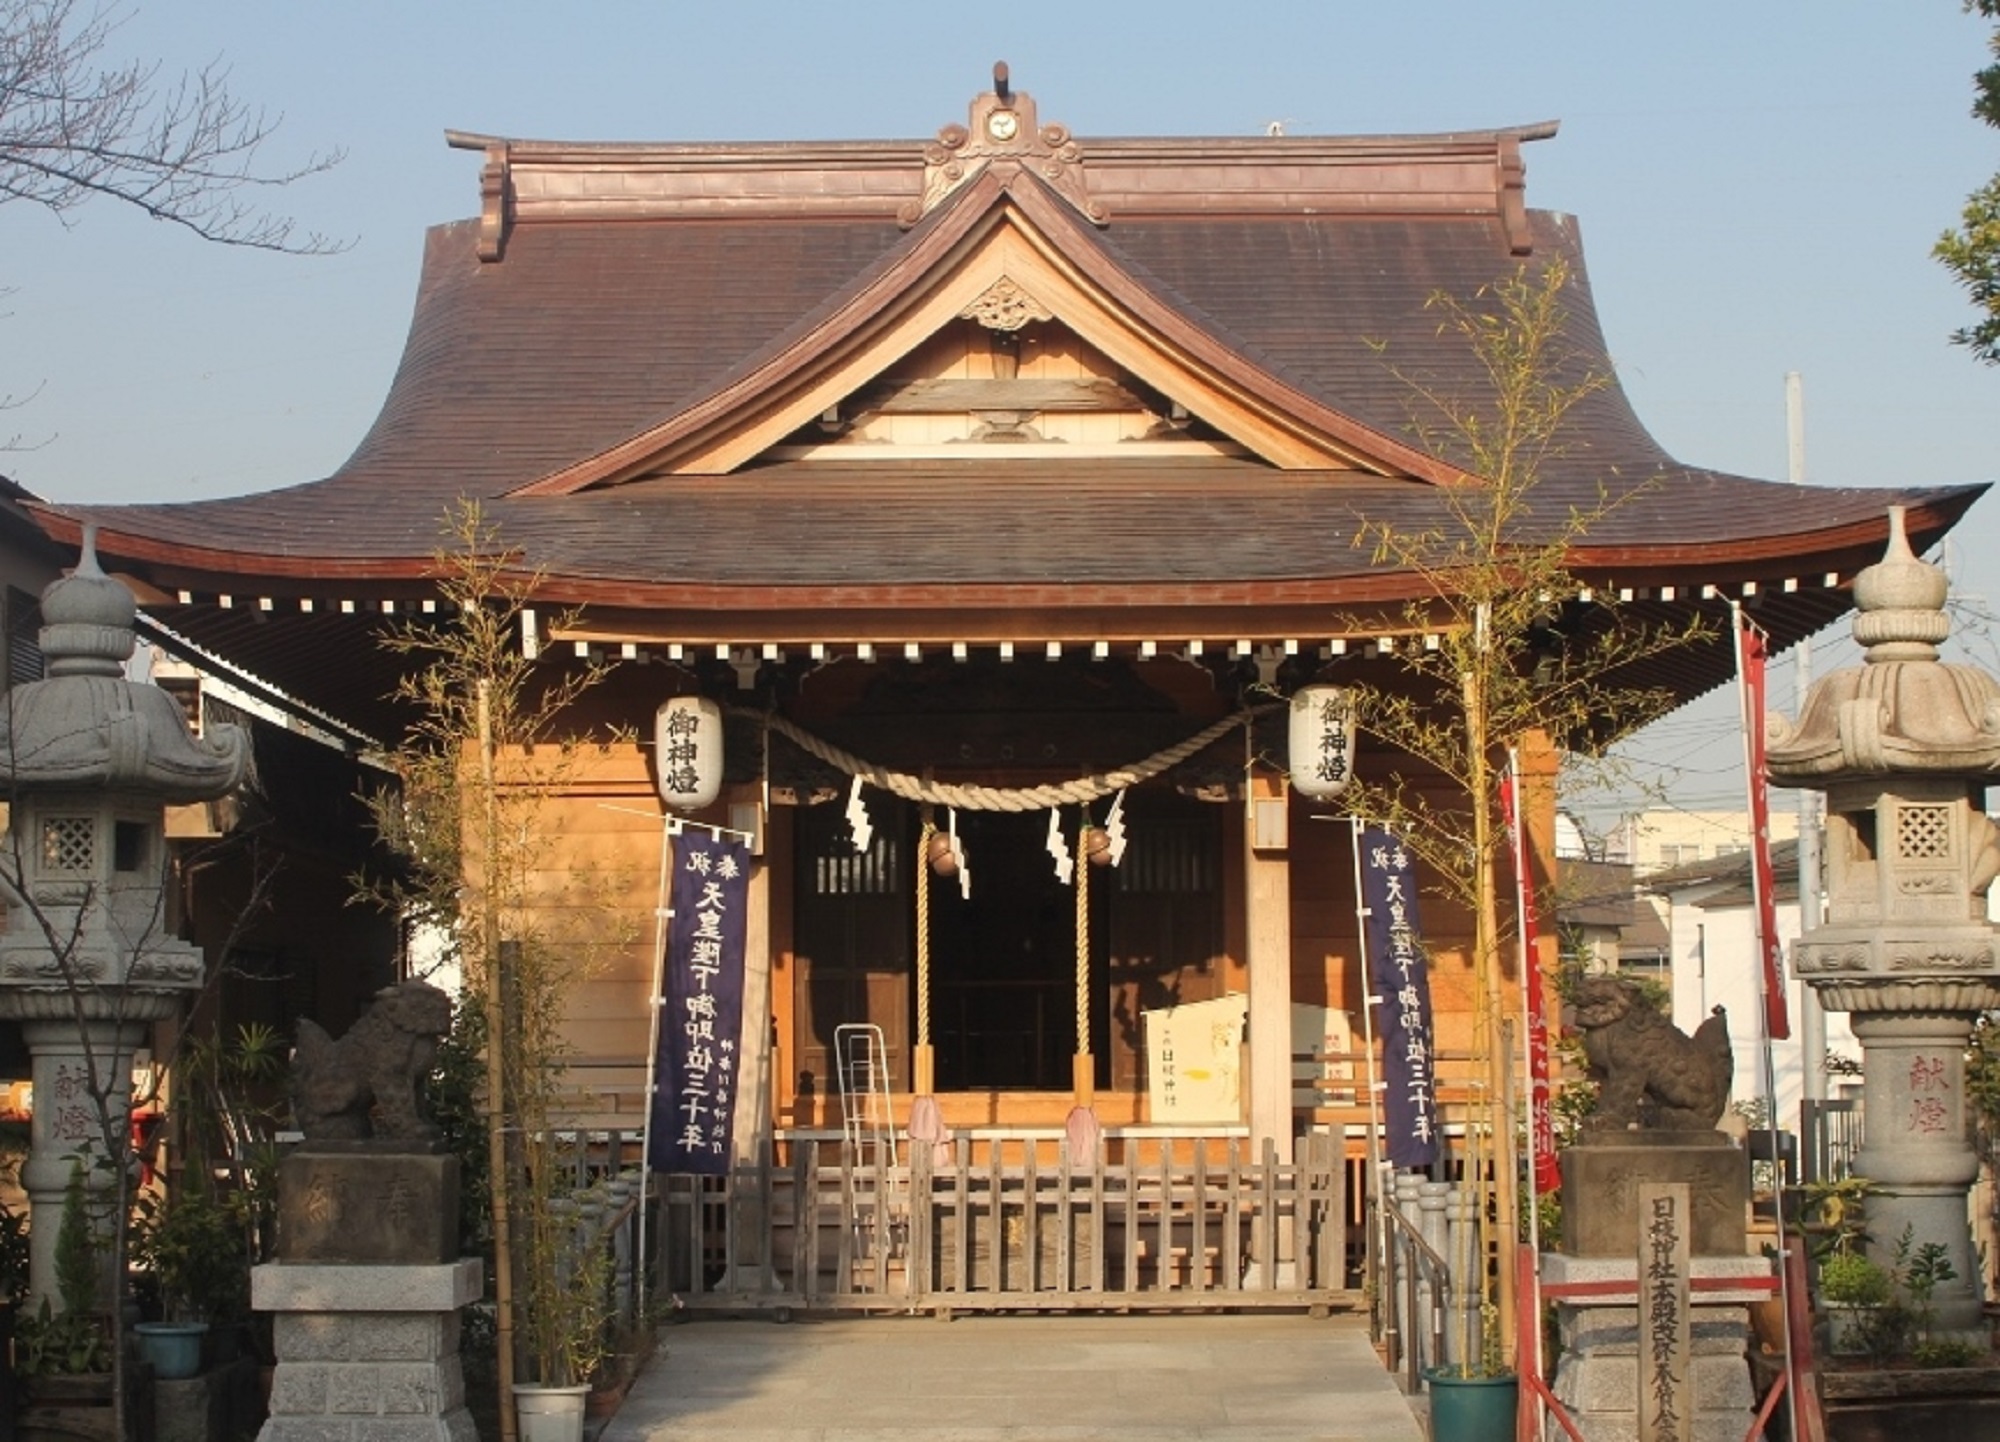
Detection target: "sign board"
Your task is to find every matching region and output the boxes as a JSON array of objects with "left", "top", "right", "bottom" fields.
[
  {"left": 1143, "top": 993, "right": 1248, "bottom": 1123},
  {"left": 1637, "top": 1182, "right": 1693, "bottom": 1442},
  {"left": 1291, "top": 1003, "right": 1355, "bottom": 1107}
]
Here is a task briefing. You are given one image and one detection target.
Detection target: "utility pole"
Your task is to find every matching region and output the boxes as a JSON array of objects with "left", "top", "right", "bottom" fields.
[{"left": 1788, "top": 371, "right": 1828, "bottom": 1106}]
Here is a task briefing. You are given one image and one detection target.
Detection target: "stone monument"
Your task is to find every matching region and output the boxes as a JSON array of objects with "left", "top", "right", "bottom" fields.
[
  {"left": 254, "top": 978, "right": 478, "bottom": 1441},
  {"left": 1546, "top": 976, "right": 1764, "bottom": 1442},
  {"left": 0, "top": 530, "right": 248, "bottom": 1307},
  {"left": 1766, "top": 505, "right": 2000, "bottom": 1340},
  {"left": 1558, "top": 975, "right": 1743, "bottom": 1257}
]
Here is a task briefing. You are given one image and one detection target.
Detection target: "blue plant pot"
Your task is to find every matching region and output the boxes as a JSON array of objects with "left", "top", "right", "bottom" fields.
[{"left": 135, "top": 1321, "right": 209, "bottom": 1380}]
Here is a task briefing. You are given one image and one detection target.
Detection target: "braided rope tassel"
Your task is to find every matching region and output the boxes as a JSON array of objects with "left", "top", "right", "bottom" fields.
[
  {"left": 1075, "top": 813, "right": 1091, "bottom": 1066},
  {"left": 916, "top": 816, "right": 933, "bottom": 1053}
]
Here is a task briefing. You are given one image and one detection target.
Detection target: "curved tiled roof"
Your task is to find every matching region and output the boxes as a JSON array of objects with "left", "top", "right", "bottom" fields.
[
  {"left": 52, "top": 201, "right": 1979, "bottom": 593},
  {"left": 29, "top": 114, "right": 1982, "bottom": 746},
  {"left": 33, "top": 118, "right": 1982, "bottom": 620}
]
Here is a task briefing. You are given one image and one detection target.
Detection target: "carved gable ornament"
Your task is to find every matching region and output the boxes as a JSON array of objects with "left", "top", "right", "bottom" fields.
[
  {"left": 903, "top": 64, "right": 1106, "bottom": 228},
  {"left": 958, "top": 278, "right": 1054, "bottom": 333}
]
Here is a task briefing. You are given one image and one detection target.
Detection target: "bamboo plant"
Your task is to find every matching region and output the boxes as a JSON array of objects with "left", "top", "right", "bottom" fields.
[
  {"left": 1341, "top": 259, "right": 1704, "bottom": 1373},
  {"left": 359, "top": 500, "right": 628, "bottom": 1420}
]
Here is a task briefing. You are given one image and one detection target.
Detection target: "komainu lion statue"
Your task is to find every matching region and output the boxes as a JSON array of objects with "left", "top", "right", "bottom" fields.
[
  {"left": 291, "top": 979, "right": 453, "bottom": 1143},
  {"left": 1566, "top": 975, "right": 1733, "bottom": 1132}
]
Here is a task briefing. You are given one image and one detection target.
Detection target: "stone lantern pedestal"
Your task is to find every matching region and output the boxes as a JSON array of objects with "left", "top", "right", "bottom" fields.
[
  {"left": 12, "top": 994, "right": 180, "bottom": 1299},
  {"left": 1808, "top": 985, "right": 1998, "bottom": 1334}
]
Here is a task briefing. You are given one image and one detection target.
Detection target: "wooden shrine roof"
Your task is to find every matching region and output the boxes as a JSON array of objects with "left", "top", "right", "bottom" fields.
[{"left": 24, "top": 80, "right": 1987, "bottom": 740}]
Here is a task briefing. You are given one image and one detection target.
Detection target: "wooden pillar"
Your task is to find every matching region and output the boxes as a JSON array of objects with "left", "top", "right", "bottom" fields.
[
  {"left": 722, "top": 790, "right": 775, "bottom": 1285},
  {"left": 1245, "top": 771, "right": 1294, "bottom": 1165},
  {"left": 730, "top": 787, "right": 773, "bottom": 1167}
]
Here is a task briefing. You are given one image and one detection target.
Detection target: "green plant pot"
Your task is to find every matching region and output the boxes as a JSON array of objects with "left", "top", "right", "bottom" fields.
[
  {"left": 1424, "top": 1366, "right": 1518, "bottom": 1442},
  {"left": 135, "top": 1320, "right": 209, "bottom": 1380}
]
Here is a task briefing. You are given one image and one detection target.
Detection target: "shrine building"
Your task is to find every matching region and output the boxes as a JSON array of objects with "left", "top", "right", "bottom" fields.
[{"left": 25, "top": 74, "right": 1983, "bottom": 1295}]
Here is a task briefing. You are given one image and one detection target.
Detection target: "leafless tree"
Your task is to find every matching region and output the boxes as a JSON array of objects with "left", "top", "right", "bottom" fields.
[{"left": 1, "top": 0, "right": 343, "bottom": 251}]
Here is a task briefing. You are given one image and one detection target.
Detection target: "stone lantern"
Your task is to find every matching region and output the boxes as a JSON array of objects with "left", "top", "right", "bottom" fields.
[
  {"left": 0, "top": 530, "right": 247, "bottom": 1308},
  {"left": 1767, "top": 506, "right": 2000, "bottom": 1336}
]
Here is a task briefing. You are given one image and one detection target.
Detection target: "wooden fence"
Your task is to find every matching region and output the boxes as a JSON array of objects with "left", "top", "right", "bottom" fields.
[{"left": 655, "top": 1130, "right": 1355, "bottom": 1316}]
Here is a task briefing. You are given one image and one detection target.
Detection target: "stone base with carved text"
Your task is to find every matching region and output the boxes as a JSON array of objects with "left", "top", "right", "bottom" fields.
[
  {"left": 252, "top": 1259, "right": 482, "bottom": 1442},
  {"left": 1541, "top": 1255, "right": 1768, "bottom": 1442}
]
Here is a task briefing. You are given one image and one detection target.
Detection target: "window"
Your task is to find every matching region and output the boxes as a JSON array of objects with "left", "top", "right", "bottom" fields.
[
  {"left": 114, "top": 820, "right": 146, "bottom": 873},
  {"left": 41, "top": 816, "right": 93, "bottom": 873},
  {"left": 5, "top": 587, "right": 42, "bottom": 688},
  {"left": 1898, "top": 803, "right": 1952, "bottom": 861}
]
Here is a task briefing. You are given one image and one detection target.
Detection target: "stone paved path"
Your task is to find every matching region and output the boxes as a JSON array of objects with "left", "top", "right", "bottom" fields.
[{"left": 597, "top": 1311, "right": 1427, "bottom": 1442}]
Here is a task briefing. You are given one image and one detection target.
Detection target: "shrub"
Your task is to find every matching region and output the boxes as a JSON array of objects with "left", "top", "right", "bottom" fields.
[{"left": 1817, "top": 1251, "right": 1892, "bottom": 1308}]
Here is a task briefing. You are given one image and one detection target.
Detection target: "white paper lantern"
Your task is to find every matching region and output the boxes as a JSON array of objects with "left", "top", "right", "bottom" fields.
[
  {"left": 1289, "top": 685, "right": 1356, "bottom": 800},
  {"left": 655, "top": 696, "right": 723, "bottom": 811}
]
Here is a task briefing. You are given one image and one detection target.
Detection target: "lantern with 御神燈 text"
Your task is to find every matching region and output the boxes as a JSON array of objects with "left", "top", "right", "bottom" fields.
[
  {"left": 655, "top": 695, "right": 722, "bottom": 811},
  {"left": 1288, "top": 685, "right": 1356, "bottom": 800}
]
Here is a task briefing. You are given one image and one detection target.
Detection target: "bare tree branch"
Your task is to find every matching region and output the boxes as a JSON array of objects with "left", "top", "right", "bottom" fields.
[{"left": 0, "top": 0, "right": 345, "bottom": 252}]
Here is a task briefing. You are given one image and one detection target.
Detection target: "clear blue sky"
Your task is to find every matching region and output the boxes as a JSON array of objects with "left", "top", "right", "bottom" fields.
[{"left": 3, "top": 2, "right": 1995, "bottom": 818}]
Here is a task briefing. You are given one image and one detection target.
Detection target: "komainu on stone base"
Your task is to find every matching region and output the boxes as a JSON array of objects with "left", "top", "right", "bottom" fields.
[
  {"left": 1566, "top": 976, "right": 1732, "bottom": 1132},
  {"left": 290, "top": 979, "right": 453, "bottom": 1143}
]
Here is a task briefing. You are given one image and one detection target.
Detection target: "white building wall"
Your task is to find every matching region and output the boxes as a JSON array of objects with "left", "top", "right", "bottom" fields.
[
  {"left": 1618, "top": 809, "right": 1800, "bottom": 875},
  {"left": 1664, "top": 886, "right": 1856, "bottom": 1137}
]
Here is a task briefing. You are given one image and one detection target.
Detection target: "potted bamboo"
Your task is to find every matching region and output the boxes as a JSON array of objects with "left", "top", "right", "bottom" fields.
[
  {"left": 357, "top": 506, "right": 625, "bottom": 1440},
  {"left": 511, "top": 1169, "right": 612, "bottom": 1442},
  {"left": 1342, "top": 261, "right": 1703, "bottom": 1441}
]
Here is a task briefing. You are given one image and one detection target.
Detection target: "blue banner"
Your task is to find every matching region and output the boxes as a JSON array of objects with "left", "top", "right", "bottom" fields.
[
  {"left": 651, "top": 829, "right": 750, "bottom": 1175},
  {"left": 1358, "top": 827, "right": 1439, "bottom": 1170}
]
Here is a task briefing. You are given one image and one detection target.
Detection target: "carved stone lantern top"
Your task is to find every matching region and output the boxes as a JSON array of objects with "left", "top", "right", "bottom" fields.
[
  {"left": 1771, "top": 506, "right": 2000, "bottom": 1015},
  {"left": 1767, "top": 506, "right": 2000, "bottom": 782},
  {"left": 0, "top": 527, "right": 248, "bottom": 799}
]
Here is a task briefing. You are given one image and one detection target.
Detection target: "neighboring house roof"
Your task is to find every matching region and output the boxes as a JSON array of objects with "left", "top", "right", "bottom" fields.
[
  {"left": 1638, "top": 838, "right": 1802, "bottom": 909},
  {"left": 1560, "top": 858, "right": 1644, "bottom": 928},
  {"left": 19, "top": 82, "right": 1986, "bottom": 738},
  {"left": 1557, "top": 858, "right": 1671, "bottom": 959}
]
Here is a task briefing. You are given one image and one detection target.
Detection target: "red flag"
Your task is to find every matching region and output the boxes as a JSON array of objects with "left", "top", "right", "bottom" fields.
[
  {"left": 1739, "top": 614, "right": 1791, "bottom": 1041},
  {"left": 1502, "top": 766, "right": 1561, "bottom": 1196}
]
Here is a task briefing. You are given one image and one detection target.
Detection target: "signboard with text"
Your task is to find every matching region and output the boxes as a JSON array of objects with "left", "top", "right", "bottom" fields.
[{"left": 650, "top": 829, "right": 749, "bottom": 1175}]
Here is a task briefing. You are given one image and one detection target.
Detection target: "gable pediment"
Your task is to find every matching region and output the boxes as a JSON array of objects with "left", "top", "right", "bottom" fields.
[{"left": 510, "top": 173, "right": 1467, "bottom": 495}]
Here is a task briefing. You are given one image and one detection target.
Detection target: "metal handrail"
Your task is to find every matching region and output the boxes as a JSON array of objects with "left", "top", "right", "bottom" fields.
[{"left": 1375, "top": 1194, "right": 1449, "bottom": 1393}]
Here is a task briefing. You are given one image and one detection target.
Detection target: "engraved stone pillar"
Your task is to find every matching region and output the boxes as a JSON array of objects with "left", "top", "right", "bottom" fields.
[
  {"left": 17, "top": 1006, "right": 174, "bottom": 1306},
  {"left": 1813, "top": 990, "right": 1990, "bottom": 1332},
  {"left": 1768, "top": 507, "right": 2000, "bottom": 1337}
]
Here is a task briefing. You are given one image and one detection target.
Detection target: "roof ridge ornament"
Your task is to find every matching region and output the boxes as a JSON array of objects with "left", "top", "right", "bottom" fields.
[
  {"left": 901, "top": 63, "right": 1107, "bottom": 229},
  {"left": 476, "top": 140, "right": 512, "bottom": 263}
]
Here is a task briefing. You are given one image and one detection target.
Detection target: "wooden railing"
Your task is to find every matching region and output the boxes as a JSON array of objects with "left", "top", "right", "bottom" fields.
[
  {"left": 553, "top": 1039, "right": 1517, "bottom": 1324},
  {"left": 654, "top": 1131, "right": 1355, "bottom": 1316}
]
